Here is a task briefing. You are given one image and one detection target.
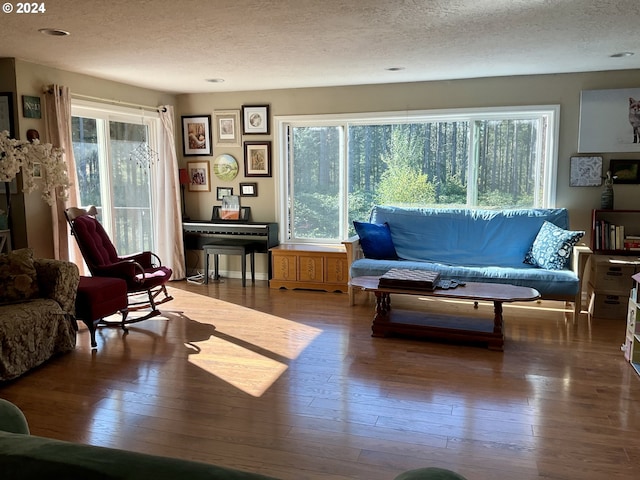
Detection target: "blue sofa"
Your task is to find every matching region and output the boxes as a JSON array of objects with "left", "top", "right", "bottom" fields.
[{"left": 344, "top": 206, "right": 591, "bottom": 315}]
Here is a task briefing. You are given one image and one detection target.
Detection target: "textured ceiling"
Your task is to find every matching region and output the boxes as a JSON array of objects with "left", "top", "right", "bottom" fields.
[{"left": 1, "top": 0, "right": 639, "bottom": 94}]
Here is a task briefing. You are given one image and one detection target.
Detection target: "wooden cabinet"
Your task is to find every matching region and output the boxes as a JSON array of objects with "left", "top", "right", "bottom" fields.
[
  {"left": 591, "top": 209, "right": 640, "bottom": 254},
  {"left": 269, "top": 244, "right": 348, "bottom": 292}
]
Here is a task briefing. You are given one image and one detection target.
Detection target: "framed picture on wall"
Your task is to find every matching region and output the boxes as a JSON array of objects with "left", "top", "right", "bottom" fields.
[
  {"left": 579, "top": 88, "right": 640, "bottom": 153},
  {"left": 186, "top": 160, "right": 211, "bottom": 192},
  {"left": 216, "top": 186, "right": 233, "bottom": 200},
  {"left": 239, "top": 182, "right": 258, "bottom": 197},
  {"left": 610, "top": 159, "right": 640, "bottom": 184},
  {"left": 569, "top": 156, "right": 602, "bottom": 186},
  {"left": 242, "top": 105, "right": 270, "bottom": 135},
  {"left": 182, "top": 115, "right": 212, "bottom": 156},
  {"left": 244, "top": 141, "right": 271, "bottom": 177},
  {"left": 213, "top": 109, "right": 241, "bottom": 147}
]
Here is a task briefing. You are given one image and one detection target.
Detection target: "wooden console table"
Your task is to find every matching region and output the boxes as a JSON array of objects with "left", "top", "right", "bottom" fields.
[
  {"left": 269, "top": 244, "right": 348, "bottom": 292},
  {"left": 350, "top": 276, "right": 540, "bottom": 350}
]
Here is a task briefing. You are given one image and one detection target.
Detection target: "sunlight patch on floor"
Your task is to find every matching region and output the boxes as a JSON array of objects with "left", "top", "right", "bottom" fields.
[
  {"left": 177, "top": 288, "right": 323, "bottom": 397},
  {"left": 187, "top": 337, "right": 289, "bottom": 397}
]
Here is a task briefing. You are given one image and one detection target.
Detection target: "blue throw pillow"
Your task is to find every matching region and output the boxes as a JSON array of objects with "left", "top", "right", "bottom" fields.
[
  {"left": 524, "top": 221, "right": 584, "bottom": 270},
  {"left": 353, "top": 221, "right": 398, "bottom": 260}
]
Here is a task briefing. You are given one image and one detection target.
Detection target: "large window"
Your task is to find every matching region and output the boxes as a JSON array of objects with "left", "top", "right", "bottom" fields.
[
  {"left": 71, "top": 102, "right": 160, "bottom": 255},
  {"left": 277, "top": 106, "right": 558, "bottom": 243}
]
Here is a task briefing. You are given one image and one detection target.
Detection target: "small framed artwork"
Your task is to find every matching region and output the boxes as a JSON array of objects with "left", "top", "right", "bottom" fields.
[
  {"left": 570, "top": 156, "right": 603, "bottom": 186},
  {"left": 22, "top": 95, "right": 41, "bottom": 119},
  {"left": 242, "top": 105, "right": 270, "bottom": 135},
  {"left": 186, "top": 161, "right": 211, "bottom": 192},
  {"left": 244, "top": 141, "right": 271, "bottom": 177},
  {"left": 182, "top": 115, "right": 212, "bottom": 156},
  {"left": 239, "top": 182, "right": 258, "bottom": 197},
  {"left": 33, "top": 163, "right": 42, "bottom": 178},
  {"left": 216, "top": 186, "right": 233, "bottom": 201},
  {"left": 213, "top": 109, "right": 241, "bottom": 147},
  {"left": 610, "top": 159, "right": 640, "bottom": 184}
]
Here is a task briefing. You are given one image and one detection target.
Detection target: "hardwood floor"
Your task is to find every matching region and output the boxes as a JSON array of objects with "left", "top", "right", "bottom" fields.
[{"left": 1, "top": 280, "right": 639, "bottom": 479}]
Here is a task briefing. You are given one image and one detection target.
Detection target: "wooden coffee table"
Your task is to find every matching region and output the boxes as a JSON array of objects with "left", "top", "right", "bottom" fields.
[{"left": 350, "top": 276, "right": 540, "bottom": 351}]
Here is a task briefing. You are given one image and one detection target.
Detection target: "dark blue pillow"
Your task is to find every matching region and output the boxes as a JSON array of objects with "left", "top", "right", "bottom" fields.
[{"left": 353, "top": 221, "right": 398, "bottom": 259}]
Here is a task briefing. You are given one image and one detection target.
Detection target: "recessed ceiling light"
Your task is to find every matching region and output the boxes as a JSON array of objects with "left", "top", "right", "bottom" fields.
[
  {"left": 206, "top": 78, "right": 225, "bottom": 83},
  {"left": 38, "top": 28, "right": 70, "bottom": 36},
  {"left": 386, "top": 67, "right": 405, "bottom": 72},
  {"left": 610, "top": 51, "right": 634, "bottom": 58}
]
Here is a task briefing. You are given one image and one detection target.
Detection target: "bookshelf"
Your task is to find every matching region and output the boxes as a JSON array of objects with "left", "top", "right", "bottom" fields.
[{"left": 591, "top": 209, "right": 640, "bottom": 255}]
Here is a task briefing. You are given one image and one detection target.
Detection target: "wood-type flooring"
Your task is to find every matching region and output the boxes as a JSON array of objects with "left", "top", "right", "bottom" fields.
[{"left": 1, "top": 280, "right": 639, "bottom": 479}]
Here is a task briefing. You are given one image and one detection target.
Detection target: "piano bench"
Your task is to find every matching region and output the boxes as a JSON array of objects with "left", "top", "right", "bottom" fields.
[{"left": 203, "top": 240, "right": 261, "bottom": 287}]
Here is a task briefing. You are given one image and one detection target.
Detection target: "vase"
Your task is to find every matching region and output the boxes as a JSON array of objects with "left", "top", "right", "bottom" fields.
[{"left": 600, "top": 184, "right": 614, "bottom": 210}]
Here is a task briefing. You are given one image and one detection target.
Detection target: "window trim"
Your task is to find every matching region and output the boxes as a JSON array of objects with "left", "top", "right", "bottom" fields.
[{"left": 275, "top": 105, "right": 560, "bottom": 244}]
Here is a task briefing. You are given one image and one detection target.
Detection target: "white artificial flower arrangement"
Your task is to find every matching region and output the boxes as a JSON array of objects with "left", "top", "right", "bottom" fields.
[{"left": 0, "top": 130, "right": 70, "bottom": 205}]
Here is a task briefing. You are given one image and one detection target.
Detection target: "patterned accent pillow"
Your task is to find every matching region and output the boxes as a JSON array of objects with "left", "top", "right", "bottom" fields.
[
  {"left": 0, "top": 248, "right": 40, "bottom": 305},
  {"left": 353, "top": 221, "right": 398, "bottom": 260},
  {"left": 524, "top": 221, "right": 584, "bottom": 270}
]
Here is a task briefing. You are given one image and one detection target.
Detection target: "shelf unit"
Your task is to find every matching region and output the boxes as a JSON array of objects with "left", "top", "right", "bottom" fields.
[
  {"left": 591, "top": 209, "right": 640, "bottom": 255},
  {"left": 624, "top": 273, "right": 640, "bottom": 377}
]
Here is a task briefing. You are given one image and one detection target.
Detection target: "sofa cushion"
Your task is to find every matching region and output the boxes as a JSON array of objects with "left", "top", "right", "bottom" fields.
[
  {"left": 353, "top": 221, "right": 398, "bottom": 259},
  {"left": 524, "top": 221, "right": 584, "bottom": 270},
  {"left": 0, "top": 248, "right": 40, "bottom": 305}
]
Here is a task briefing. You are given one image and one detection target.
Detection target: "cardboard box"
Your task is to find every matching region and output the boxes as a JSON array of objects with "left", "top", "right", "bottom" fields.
[
  {"left": 588, "top": 283, "right": 628, "bottom": 319},
  {"left": 590, "top": 256, "right": 638, "bottom": 293}
]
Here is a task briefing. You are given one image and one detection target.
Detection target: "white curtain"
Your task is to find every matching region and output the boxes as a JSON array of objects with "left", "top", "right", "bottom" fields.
[
  {"left": 43, "top": 85, "right": 81, "bottom": 263},
  {"left": 157, "top": 106, "right": 185, "bottom": 280}
]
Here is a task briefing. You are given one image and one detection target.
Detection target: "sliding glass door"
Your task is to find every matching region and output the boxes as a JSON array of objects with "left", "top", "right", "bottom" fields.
[{"left": 71, "top": 104, "right": 159, "bottom": 255}]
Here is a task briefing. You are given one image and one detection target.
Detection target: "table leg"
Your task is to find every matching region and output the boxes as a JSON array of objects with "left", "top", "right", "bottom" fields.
[
  {"left": 372, "top": 291, "right": 391, "bottom": 337},
  {"left": 490, "top": 301, "right": 505, "bottom": 351}
]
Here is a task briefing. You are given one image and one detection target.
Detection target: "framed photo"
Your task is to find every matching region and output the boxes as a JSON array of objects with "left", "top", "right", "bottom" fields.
[
  {"left": 579, "top": 88, "right": 640, "bottom": 153},
  {"left": 182, "top": 115, "right": 212, "bottom": 156},
  {"left": 570, "top": 156, "right": 602, "bottom": 186},
  {"left": 213, "top": 109, "right": 241, "bottom": 147},
  {"left": 186, "top": 161, "right": 211, "bottom": 192},
  {"left": 239, "top": 182, "right": 258, "bottom": 197},
  {"left": 33, "top": 163, "right": 42, "bottom": 179},
  {"left": 610, "top": 159, "right": 640, "bottom": 184},
  {"left": 22, "top": 95, "right": 41, "bottom": 119},
  {"left": 244, "top": 141, "right": 271, "bottom": 177},
  {"left": 242, "top": 105, "right": 270, "bottom": 135},
  {"left": 216, "top": 186, "right": 233, "bottom": 201},
  {"left": 0, "top": 92, "right": 14, "bottom": 136}
]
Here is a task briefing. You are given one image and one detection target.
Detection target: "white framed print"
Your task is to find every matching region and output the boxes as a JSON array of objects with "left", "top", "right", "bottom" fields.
[
  {"left": 242, "top": 105, "right": 270, "bottom": 135},
  {"left": 213, "top": 109, "right": 241, "bottom": 147}
]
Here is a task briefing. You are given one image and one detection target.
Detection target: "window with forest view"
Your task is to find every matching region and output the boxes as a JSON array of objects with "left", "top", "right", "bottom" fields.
[
  {"left": 71, "top": 103, "right": 160, "bottom": 255},
  {"left": 278, "top": 106, "right": 558, "bottom": 243}
]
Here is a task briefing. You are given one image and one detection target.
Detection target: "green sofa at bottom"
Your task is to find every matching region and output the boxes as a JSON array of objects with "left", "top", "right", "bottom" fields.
[{"left": 0, "top": 399, "right": 466, "bottom": 480}]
